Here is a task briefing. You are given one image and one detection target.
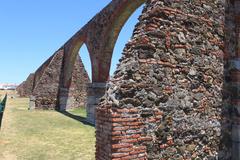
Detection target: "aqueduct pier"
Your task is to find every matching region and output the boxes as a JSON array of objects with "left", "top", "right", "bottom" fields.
[{"left": 18, "top": 0, "right": 240, "bottom": 159}]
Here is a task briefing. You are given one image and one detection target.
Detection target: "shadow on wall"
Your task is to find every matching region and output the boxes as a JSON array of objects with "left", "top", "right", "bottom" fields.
[
  {"left": 56, "top": 51, "right": 90, "bottom": 111},
  {"left": 220, "top": 1, "right": 240, "bottom": 159},
  {"left": 56, "top": 67, "right": 93, "bottom": 127}
]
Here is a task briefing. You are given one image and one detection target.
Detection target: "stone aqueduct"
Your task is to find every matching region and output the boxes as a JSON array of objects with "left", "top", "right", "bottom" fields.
[{"left": 17, "top": 0, "right": 240, "bottom": 159}]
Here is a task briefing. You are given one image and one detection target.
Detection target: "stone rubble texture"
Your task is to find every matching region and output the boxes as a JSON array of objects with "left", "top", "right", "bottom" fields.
[
  {"left": 96, "top": 0, "right": 227, "bottom": 159},
  {"left": 16, "top": 0, "right": 240, "bottom": 159},
  {"left": 18, "top": 50, "right": 90, "bottom": 110},
  {"left": 16, "top": 73, "right": 35, "bottom": 97}
]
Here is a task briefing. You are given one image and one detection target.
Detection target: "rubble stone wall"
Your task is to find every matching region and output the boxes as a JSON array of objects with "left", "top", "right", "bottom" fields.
[
  {"left": 18, "top": 0, "right": 240, "bottom": 159},
  {"left": 96, "top": 0, "right": 227, "bottom": 159},
  {"left": 18, "top": 49, "right": 90, "bottom": 110},
  {"left": 59, "top": 55, "right": 90, "bottom": 110},
  {"left": 31, "top": 49, "right": 89, "bottom": 110},
  {"left": 16, "top": 82, "right": 26, "bottom": 97},
  {"left": 32, "top": 50, "right": 65, "bottom": 109},
  {"left": 16, "top": 73, "right": 35, "bottom": 97},
  {"left": 33, "top": 54, "right": 55, "bottom": 90},
  {"left": 68, "top": 55, "right": 90, "bottom": 108}
]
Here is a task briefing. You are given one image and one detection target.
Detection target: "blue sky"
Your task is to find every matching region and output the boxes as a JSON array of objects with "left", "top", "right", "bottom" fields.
[{"left": 0, "top": 0, "right": 143, "bottom": 84}]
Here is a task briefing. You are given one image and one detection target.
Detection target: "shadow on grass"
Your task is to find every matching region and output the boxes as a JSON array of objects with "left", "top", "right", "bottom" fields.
[
  {"left": 0, "top": 113, "right": 2, "bottom": 129},
  {"left": 58, "top": 110, "right": 94, "bottom": 127},
  {"left": 0, "top": 94, "right": 7, "bottom": 130}
]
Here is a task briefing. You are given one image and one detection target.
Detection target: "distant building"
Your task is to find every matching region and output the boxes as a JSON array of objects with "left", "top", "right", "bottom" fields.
[{"left": 0, "top": 83, "right": 18, "bottom": 90}]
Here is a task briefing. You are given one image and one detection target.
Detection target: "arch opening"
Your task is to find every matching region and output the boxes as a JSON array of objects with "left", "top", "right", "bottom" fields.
[
  {"left": 66, "top": 43, "right": 92, "bottom": 110},
  {"left": 59, "top": 0, "right": 147, "bottom": 125},
  {"left": 91, "top": 0, "right": 146, "bottom": 82},
  {"left": 109, "top": 5, "right": 144, "bottom": 78},
  {"left": 58, "top": 43, "right": 91, "bottom": 112},
  {"left": 79, "top": 44, "right": 92, "bottom": 82}
]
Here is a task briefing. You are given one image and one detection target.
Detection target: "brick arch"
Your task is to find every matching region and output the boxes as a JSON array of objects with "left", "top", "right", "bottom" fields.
[
  {"left": 78, "top": 43, "right": 93, "bottom": 81},
  {"left": 21, "top": 0, "right": 240, "bottom": 158},
  {"left": 61, "top": 0, "right": 146, "bottom": 87},
  {"left": 56, "top": 0, "right": 147, "bottom": 114},
  {"left": 58, "top": 39, "right": 94, "bottom": 110},
  {"left": 58, "top": 0, "right": 147, "bottom": 113},
  {"left": 62, "top": 32, "right": 87, "bottom": 88},
  {"left": 91, "top": 0, "right": 146, "bottom": 82}
]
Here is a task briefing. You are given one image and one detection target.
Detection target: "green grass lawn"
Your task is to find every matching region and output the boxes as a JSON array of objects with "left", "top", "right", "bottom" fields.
[
  {"left": 68, "top": 108, "right": 87, "bottom": 118},
  {"left": 0, "top": 94, "right": 95, "bottom": 160}
]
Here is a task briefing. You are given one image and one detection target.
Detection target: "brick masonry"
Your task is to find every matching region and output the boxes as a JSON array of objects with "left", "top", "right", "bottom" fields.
[
  {"left": 96, "top": 0, "right": 228, "bottom": 159},
  {"left": 17, "top": 0, "right": 240, "bottom": 159}
]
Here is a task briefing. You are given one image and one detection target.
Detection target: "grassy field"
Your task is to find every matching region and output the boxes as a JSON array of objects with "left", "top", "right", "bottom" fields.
[{"left": 0, "top": 91, "right": 95, "bottom": 160}]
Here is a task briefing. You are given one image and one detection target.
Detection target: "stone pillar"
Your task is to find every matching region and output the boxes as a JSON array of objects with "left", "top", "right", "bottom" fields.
[
  {"left": 58, "top": 87, "right": 70, "bottom": 111},
  {"left": 86, "top": 82, "right": 106, "bottom": 125},
  {"left": 29, "top": 95, "right": 36, "bottom": 110},
  {"left": 96, "top": 106, "right": 153, "bottom": 160}
]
